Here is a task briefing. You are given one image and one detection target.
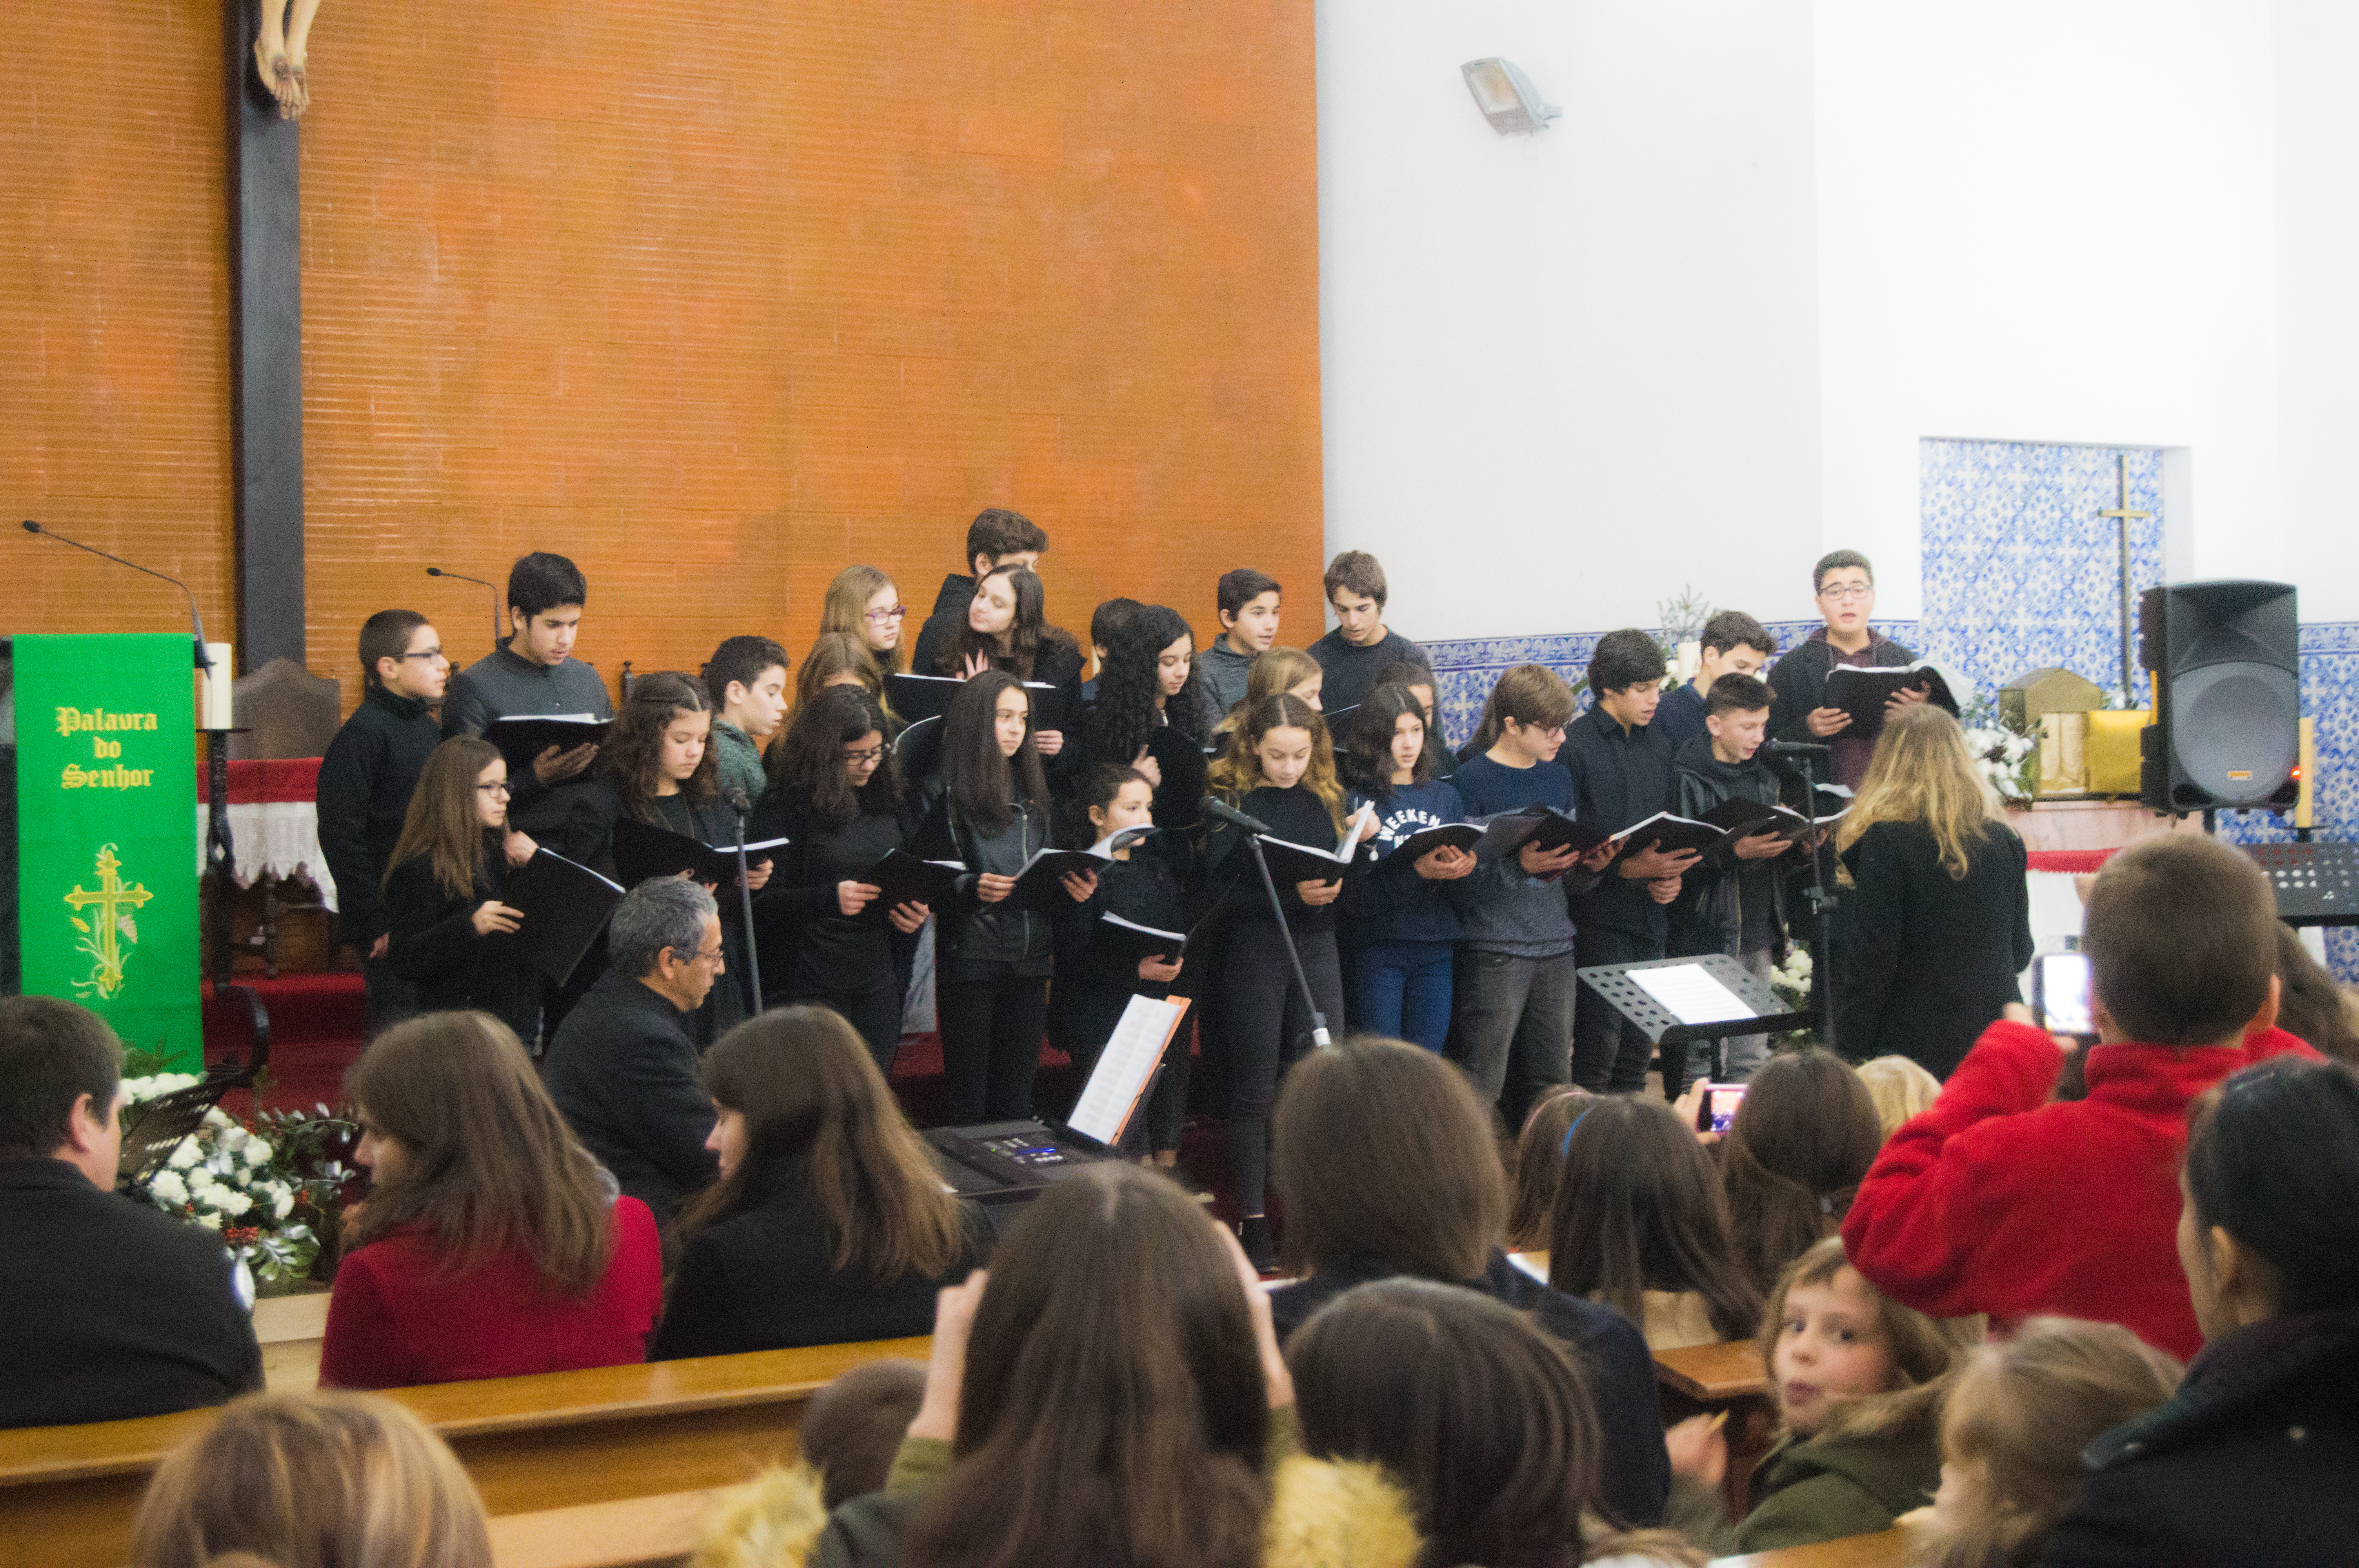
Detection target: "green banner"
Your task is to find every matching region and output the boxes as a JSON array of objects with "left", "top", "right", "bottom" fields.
[{"left": 12, "top": 635, "right": 202, "bottom": 1068}]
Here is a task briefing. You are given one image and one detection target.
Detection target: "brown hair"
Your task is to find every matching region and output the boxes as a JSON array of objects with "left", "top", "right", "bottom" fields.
[
  {"left": 598, "top": 670, "right": 717, "bottom": 819},
  {"left": 1506, "top": 1087, "right": 1592, "bottom": 1250},
  {"left": 938, "top": 564, "right": 1075, "bottom": 683},
  {"left": 795, "top": 631, "right": 887, "bottom": 713},
  {"left": 964, "top": 506, "right": 1047, "bottom": 566},
  {"left": 2272, "top": 923, "right": 2359, "bottom": 1065},
  {"left": 764, "top": 686, "right": 901, "bottom": 834},
  {"left": 1760, "top": 1237, "right": 1976, "bottom": 1440},
  {"left": 819, "top": 564, "right": 903, "bottom": 678},
  {"left": 670, "top": 1008, "right": 967, "bottom": 1282},
  {"left": 131, "top": 1390, "right": 491, "bottom": 1568},
  {"left": 1856, "top": 1054, "right": 1942, "bottom": 1141},
  {"left": 1721, "top": 1048, "right": 1885, "bottom": 1294},
  {"left": 1208, "top": 692, "right": 1345, "bottom": 834},
  {"left": 1813, "top": 549, "right": 1874, "bottom": 593},
  {"left": 1836, "top": 705, "right": 2008, "bottom": 878},
  {"left": 2081, "top": 835, "right": 2280, "bottom": 1045},
  {"left": 382, "top": 736, "right": 502, "bottom": 902},
  {"left": 1323, "top": 548, "right": 1388, "bottom": 607},
  {"left": 799, "top": 1359, "right": 929, "bottom": 1510},
  {"left": 1548, "top": 1096, "right": 1762, "bottom": 1343},
  {"left": 1289, "top": 1278, "right": 1605, "bottom": 1559},
  {"left": 905, "top": 1165, "right": 1267, "bottom": 1568},
  {"left": 1273, "top": 1035, "right": 1506, "bottom": 1282},
  {"left": 343, "top": 1012, "right": 617, "bottom": 1299},
  {"left": 940, "top": 668, "right": 1049, "bottom": 839},
  {"left": 1469, "top": 663, "right": 1576, "bottom": 753},
  {"left": 0, "top": 995, "right": 122, "bottom": 1162},
  {"left": 1700, "top": 610, "right": 1776, "bottom": 659},
  {"left": 1916, "top": 1318, "right": 2181, "bottom": 1568},
  {"left": 1243, "top": 645, "right": 1322, "bottom": 711},
  {"left": 358, "top": 609, "right": 431, "bottom": 693}
]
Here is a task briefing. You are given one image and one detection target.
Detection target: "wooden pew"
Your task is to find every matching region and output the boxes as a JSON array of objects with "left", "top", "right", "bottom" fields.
[
  {"left": 486, "top": 1489, "right": 719, "bottom": 1568},
  {"left": 253, "top": 1289, "right": 331, "bottom": 1392},
  {"left": 0, "top": 1337, "right": 927, "bottom": 1568},
  {"left": 1708, "top": 1526, "right": 1913, "bottom": 1567},
  {"left": 1656, "top": 1340, "right": 1777, "bottom": 1523}
]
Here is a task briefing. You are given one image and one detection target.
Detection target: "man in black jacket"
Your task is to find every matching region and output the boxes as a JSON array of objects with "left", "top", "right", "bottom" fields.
[
  {"left": 542, "top": 878, "right": 723, "bottom": 1225},
  {"left": 908, "top": 508, "right": 1048, "bottom": 677},
  {"left": 1565, "top": 631, "right": 1702, "bottom": 1092},
  {"left": 0, "top": 997, "right": 262, "bottom": 1428},
  {"left": 1764, "top": 549, "right": 1924, "bottom": 790},
  {"left": 315, "top": 609, "right": 448, "bottom": 1033}
]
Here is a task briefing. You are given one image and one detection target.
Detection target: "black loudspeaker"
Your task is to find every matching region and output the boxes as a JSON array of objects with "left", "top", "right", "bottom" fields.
[{"left": 2138, "top": 580, "right": 2300, "bottom": 813}]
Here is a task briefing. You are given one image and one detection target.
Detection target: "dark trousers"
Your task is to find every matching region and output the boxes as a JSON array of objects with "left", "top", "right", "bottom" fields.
[
  {"left": 797, "top": 980, "right": 904, "bottom": 1080},
  {"left": 936, "top": 971, "right": 1050, "bottom": 1125},
  {"left": 1570, "top": 925, "right": 1662, "bottom": 1091},
  {"left": 1144, "top": 1020, "right": 1191, "bottom": 1154},
  {"left": 360, "top": 954, "right": 421, "bottom": 1039},
  {"left": 1223, "top": 925, "right": 1345, "bottom": 1217},
  {"left": 1354, "top": 937, "right": 1456, "bottom": 1052},
  {"left": 1445, "top": 946, "right": 1577, "bottom": 1127}
]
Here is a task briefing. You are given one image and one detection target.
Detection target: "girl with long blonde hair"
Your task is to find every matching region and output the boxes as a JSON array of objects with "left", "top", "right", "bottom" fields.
[{"left": 1829, "top": 704, "right": 2033, "bottom": 1078}]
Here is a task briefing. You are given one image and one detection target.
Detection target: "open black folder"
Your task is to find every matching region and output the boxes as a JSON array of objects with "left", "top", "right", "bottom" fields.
[
  {"left": 1821, "top": 660, "right": 1970, "bottom": 738},
  {"left": 1470, "top": 806, "right": 1613, "bottom": 863},
  {"left": 481, "top": 714, "right": 613, "bottom": 780},
  {"left": 864, "top": 849, "right": 966, "bottom": 911},
  {"left": 887, "top": 672, "right": 1074, "bottom": 733},
  {"left": 611, "top": 817, "right": 788, "bottom": 887},
  {"left": 499, "top": 849, "right": 624, "bottom": 985}
]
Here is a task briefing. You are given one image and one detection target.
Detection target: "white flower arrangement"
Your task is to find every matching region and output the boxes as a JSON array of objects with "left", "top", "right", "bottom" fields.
[
  {"left": 120, "top": 1076, "right": 354, "bottom": 1290},
  {"left": 1958, "top": 694, "right": 2041, "bottom": 807}
]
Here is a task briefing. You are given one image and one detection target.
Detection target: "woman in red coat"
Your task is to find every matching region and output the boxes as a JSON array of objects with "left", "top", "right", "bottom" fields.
[{"left": 319, "top": 1010, "right": 662, "bottom": 1389}]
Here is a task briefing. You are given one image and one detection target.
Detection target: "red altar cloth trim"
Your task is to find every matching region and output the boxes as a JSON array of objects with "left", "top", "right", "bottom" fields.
[
  {"left": 2026, "top": 849, "right": 2117, "bottom": 875},
  {"left": 195, "top": 756, "right": 323, "bottom": 804}
]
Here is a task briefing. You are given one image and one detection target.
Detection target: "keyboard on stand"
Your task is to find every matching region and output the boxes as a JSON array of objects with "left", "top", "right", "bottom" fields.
[{"left": 2243, "top": 842, "right": 2359, "bottom": 926}]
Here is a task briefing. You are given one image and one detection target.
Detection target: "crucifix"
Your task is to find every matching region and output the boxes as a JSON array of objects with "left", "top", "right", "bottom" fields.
[{"left": 2098, "top": 452, "right": 2152, "bottom": 697}]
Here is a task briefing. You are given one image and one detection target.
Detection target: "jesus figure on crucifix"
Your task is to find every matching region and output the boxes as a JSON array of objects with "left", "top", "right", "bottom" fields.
[{"left": 253, "top": 0, "right": 327, "bottom": 121}]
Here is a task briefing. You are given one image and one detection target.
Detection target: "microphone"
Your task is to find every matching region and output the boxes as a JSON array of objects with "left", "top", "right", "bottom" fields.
[
  {"left": 1766, "top": 740, "right": 1832, "bottom": 757},
  {"left": 23, "top": 521, "right": 211, "bottom": 671},
  {"left": 722, "top": 786, "right": 753, "bottom": 818},
  {"left": 425, "top": 566, "right": 504, "bottom": 650},
  {"left": 1201, "top": 796, "right": 1272, "bottom": 835}
]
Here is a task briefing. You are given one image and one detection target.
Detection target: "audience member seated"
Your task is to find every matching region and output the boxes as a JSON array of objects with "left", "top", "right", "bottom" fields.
[
  {"left": 131, "top": 1389, "right": 491, "bottom": 1568},
  {"left": 649, "top": 1007, "right": 991, "bottom": 1359},
  {"left": 2038, "top": 1058, "right": 2359, "bottom": 1566},
  {"left": 319, "top": 1011, "right": 662, "bottom": 1389},
  {"left": 2270, "top": 921, "right": 2359, "bottom": 1065},
  {"left": 1265, "top": 1036, "right": 1672, "bottom": 1526},
  {"left": 1666, "top": 1236, "right": 1977, "bottom": 1555},
  {"left": 801, "top": 1359, "right": 928, "bottom": 1508},
  {"left": 1289, "top": 1277, "right": 1699, "bottom": 1568},
  {"left": 1711, "top": 1045, "right": 1884, "bottom": 1295},
  {"left": 696, "top": 1164, "right": 1425, "bottom": 1568},
  {"left": 542, "top": 877, "right": 725, "bottom": 1225},
  {"left": 0, "top": 996, "right": 262, "bottom": 1428},
  {"left": 1902, "top": 1317, "right": 2180, "bottom": 1568},
  {"left": 1545, "top": 1094, "right": 1762, "bottom": 1350},
  {"left": 1842, "top": 836, "right": 2321, "bottom": 1361},
  {"left": 1856, "top": 1053, "right": 1942, "bottom": 1141},
  {"left": 1505, "top": 1086, "right": 1590, "bottom": 1252}
]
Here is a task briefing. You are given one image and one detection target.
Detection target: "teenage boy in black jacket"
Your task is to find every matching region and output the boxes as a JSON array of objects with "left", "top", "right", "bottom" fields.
[
  {"left": 1667, "top": 673, "right": 1796, "bottom": 1091},
  {"left": 316, "top": 609, "right": 448, "bottom": 1032},
  {"left": 1565, "top": 631, "right": 1701, "bottom": 1092},
  {"left": 1764, "top": 549, "right": 1925, "bottom": 790},
  {"left": 1307, "top": 550, "right": 1430, "bottom": 714},
  {"left": 909, "top": 508, "right": 1049, "bottom": 677},
  {"left": 1655, "top": 610, "right": 1777, "bottom": 755}
]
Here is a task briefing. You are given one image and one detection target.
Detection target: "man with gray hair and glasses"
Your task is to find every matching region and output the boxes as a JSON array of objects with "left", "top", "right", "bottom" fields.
[{"left": 543, "top": 878, "right": 725, "bottom": 1225}]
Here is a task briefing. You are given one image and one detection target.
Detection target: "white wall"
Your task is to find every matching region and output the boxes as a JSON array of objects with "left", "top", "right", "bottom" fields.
[
  {"left": 2274, "top": 0, "right": 2359, "bottom": 622},
  {"left": 1319, "top": 2, "right": 2342, "bottom": 638},
  {"left": 1315, "top": 0, "right": 1823, "bottom": 641},
  {"left": 1813, "top": 0, "right": 2282, "bottom": 619}
]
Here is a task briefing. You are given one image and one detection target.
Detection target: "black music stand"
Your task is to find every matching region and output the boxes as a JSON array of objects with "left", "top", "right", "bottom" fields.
[{"left": 1576, "top": 954, "right": 1818, "bottom": 1073}]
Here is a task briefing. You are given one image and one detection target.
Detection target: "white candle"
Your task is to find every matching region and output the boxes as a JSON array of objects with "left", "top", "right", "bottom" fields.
[{"left": 202, "top": 642, "right": 236, "bottom": 730}]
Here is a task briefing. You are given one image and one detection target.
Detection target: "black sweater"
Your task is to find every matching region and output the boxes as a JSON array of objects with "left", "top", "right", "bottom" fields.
[
  {"left": 440, "top": 643, "right": 615, "bottom": 837},
  {"left": 913, "top": 783, "right": 1055, "bottom": 982},
  {"left": 1563, "top": 704, "right": 1682, "bottom": 943},
  {"left": 1205, "top": 784, "right": 1343, "bottom": 937},
  {"left": 380, "top": 833, "right": 540, "bottom": 1043},
  {"left": 564, "top": 784, "right": 758, "bottom": 1042},
  {"left": 1832, "top": 819, "right": 2033, "bottom": 1077},
  {"left": 747, "top": 790, "right": 911, "bottom": 1001},
  {"left": 1671, "top": 736, "right": 1788, "bottom": 956},
  {"left": 315, "top": 688, "right": 442, "bottom": 944},
  {"left": 541, "top": 969, "right": 719, "bottom": 1225}
]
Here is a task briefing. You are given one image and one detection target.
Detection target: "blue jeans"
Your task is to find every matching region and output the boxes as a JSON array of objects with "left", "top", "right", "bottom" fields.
[{"left": 1353, "top": 938, "right": 1456, "bottom": 1051}]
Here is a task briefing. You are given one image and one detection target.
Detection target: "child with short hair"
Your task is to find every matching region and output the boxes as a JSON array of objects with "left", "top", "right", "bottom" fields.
[
  {"left": 1655, "top": 610, "right": 1777, "bottom": 754},
  {"left": 1309, "top": 550, "right": 1430, "bottom": 713},
  {"left": 1666, "top": 1236, "right": 1976, "bottom": 1555},
  {"left": 1667, "top": 671, "right": 1799, "bottom": 1091},
  {"left": 703, "top": 635, "right": 790, "bottom": 806},
  {"left": 797, "top": 1359, "right": 929, "bottom": 1508},
  {"left": 1856, "top": 1054, "right": 1941, "bottom": 1141},
  {"left": 1904, "top": 1317, "right": 2180, "bottom": 1568},
  {"left": 442, "top": 552, "right": 614, "bottom": 840},
  {"left": 1841, "top": 834, "right": 2322, "bottom": 1361},
  {"left": 1204, "top": 567, "right": 1282, "bottom": 715}
]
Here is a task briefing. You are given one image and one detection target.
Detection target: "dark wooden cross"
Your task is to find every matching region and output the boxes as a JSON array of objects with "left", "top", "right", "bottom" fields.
[
  {"left": 226, "top": 0, "right": 306, "bottom": 669},
  {"left": 2098, "top": 452, "right": 2152, "bottom": 697}
]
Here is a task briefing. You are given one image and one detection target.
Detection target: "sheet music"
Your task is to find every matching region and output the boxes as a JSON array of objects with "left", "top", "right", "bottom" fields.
[
  {"left": 1630, "top": 964, "right": 1757, "bottom": 1026},
  {"left": 1068, "top": 994, "right": 1188, "bottom": 1146}
]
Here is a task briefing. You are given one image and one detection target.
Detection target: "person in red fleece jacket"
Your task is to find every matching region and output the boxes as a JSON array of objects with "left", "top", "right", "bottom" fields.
[{"left": 1841, "top": 836, "right": 2320, "bottom": 1362}]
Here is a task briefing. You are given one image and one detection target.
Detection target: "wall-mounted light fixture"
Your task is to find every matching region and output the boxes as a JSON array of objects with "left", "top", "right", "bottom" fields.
[{"left": 1461, "top": 58, "right": 1559, "bottom": 135}]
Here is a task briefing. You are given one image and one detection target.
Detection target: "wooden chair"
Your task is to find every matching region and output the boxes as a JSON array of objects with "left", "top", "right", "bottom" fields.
[
  {"left": 219, "top": 657, "right": 343, "bottom": 975},
  {"left": 0, "top": 1336, "right": 927, "bottom": 1565},
  {"left": 1708, "top": 1527, "right": 1913, "bottom": 1567}
]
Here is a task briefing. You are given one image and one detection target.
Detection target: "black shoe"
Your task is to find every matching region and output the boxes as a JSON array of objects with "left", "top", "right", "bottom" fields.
[{"left": 1238, "top": 1214, "right": 1278, "bottom": 1275}]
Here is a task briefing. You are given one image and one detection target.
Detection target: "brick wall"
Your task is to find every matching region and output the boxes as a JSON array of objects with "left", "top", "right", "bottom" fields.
[{"left": 4, "top": 0, "right": 1323, "bottom": 713}]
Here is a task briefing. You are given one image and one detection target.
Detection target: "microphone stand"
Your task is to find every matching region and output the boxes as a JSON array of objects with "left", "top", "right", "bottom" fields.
[
  {"left": 1792, "top": 749, "right": 1839, "bottom": 1057},
  {"left": 726, "top": 791, "right": 764, "bottom": 1015},
  {"left": 1241, "top": 834, "right": 1333, "bottom": 1051}
]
